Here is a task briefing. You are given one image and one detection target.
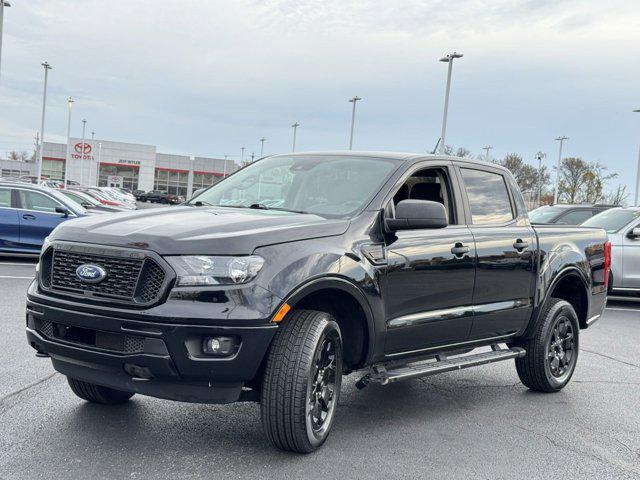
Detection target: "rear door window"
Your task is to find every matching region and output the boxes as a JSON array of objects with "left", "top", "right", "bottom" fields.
[
  {"left": 460, "top": 168, "right": 514, "bottom": 225},
  {"left": 555, "top": 209, "right": 594, "bottom": 225},
  {"left": 0, "top": 187, "right": 11, "bottom": 208}
]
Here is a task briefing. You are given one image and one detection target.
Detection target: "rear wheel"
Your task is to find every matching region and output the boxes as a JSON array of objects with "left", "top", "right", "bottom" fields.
[
  {"left": 515, "top": 299, "right": 579, "bottom": 392},
  {"left": 67, "top": 377, "right": 134, "bottom": 404},
  {"left": 260, "top": 309, "right": 343, "bottom": 453}
]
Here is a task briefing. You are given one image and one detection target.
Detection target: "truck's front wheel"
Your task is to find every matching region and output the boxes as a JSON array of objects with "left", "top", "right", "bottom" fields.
[
  {"left": 515, "top": 298, "right": 579, "bottom": 392},
  {"left": 260, "top": 309, "right": 343, "bottom": 453},
  {"left": 67, "top": 377, "right": 134, "bottom": 405}
]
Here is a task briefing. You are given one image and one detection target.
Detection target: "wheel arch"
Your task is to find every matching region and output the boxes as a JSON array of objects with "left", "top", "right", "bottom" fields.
[
  {"left": 282, "top": 276, "right": 376, "bottom": 370},
  {"left": 539, "top": 266, "right": 590, "bottom": 329}
]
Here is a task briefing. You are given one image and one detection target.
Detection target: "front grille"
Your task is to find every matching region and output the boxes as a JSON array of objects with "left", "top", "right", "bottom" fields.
[{"left": 42, "top": 245, "right": 168, "bottom": 306}]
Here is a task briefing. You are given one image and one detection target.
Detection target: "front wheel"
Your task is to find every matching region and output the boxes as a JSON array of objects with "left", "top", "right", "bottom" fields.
[
  {"left": 260, "top": 309, "right": 343, "bottom": 453},
  {"left": 515, "top": 299, "right": 579, "bottom": 392}
]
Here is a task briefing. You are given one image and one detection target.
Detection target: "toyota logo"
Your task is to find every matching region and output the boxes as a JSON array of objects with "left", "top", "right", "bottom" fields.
[{"left": 74, "top": 142, "right": 92, "bottom": 155}]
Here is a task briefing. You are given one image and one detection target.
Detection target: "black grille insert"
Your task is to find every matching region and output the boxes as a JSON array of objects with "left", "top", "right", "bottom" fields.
[{"left": 45, "top": 248, "right": 167, "bottom": 305}]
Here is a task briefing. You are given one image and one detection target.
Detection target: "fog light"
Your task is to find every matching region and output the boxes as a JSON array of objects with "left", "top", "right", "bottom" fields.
[{"left": 202, "top": 336, "right": 236, "bottom": 356}]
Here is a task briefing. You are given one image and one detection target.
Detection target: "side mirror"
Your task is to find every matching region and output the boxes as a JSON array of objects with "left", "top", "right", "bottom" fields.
[
  {"left": 386, "top": 200, "right": 448, "bottom": 231},
  {"left": 628, "top": 227, "right": 640, "bottom": 239},
  {"left": 55, "top": 205, "right": 70, "bottom": 217}
]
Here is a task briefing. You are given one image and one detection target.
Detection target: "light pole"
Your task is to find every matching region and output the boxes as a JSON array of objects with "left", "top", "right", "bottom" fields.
[
  {"left": 64, "top": 97, "right": 73, "bottom": 188},
  {"left": 348, "top": 96, "right": 362, "bottom": 150},
  {"left": 634, "top": 109, "right": 640, "bottom": 206},
  {"left": 438, "top": 52, "right": 463, "bottom": 154},
  {"left": 251, "top": 152, "right": 255, "bottom": 162},
  {"left": 36, "top": 61, "right": 52, "bottom": 182},
  {"left": 96, "top": 142, "right": 102, "bottom": 186},
  {"left": 482, "top": 145, "right": 493, "bottom": 161},
  {"left": 553, "top": 136, "right": 569, "bottom": 205},
  {"left": 240, "top": 146, "right": 245, "bottom": 163},
  {"left": 80, "top": 119, "right": 87, "bottom": 185},
  {"left": 291, "top": 122, "right": 299, "bottom": 152},
  {"left": 535, "top": 151, "right": 546, "bottom": 207},
  {"left": 259, "top": 137, "right": 266, "bottom": 158},
  {"left": 0, "top": 1, "right": 11, "bottom": 84}
]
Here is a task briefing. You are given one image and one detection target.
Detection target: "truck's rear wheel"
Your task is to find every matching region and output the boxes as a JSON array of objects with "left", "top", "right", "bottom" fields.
[
  {"left": 260, "top": 309, "right": 343, "bottom": 453},
  {"left": 67, "top": 377, "right": 134, "bottom": 405},
  {"left": 515, "top": 299, "right": 579, "bottom": 392}
]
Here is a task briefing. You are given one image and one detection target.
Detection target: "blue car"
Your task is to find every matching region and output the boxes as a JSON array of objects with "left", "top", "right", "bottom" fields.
[{"left": 0, "top": 182, "right": 89, "bottom": 255}]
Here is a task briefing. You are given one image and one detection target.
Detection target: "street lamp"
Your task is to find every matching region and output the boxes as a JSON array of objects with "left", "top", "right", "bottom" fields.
[
  {"left": 36, "top": 61, "right": 52, "bottom": 183},
  {"left": 535, "top": 151, "right": 546, "bottom": 207},
  {"left": 259, "top": 137, "right": 266, "bottom": 158},
  {"left": 63, "top": 97, "right": 73, "bottom": 188},
  {"left": 553, "top": 136, "right": 569, "bottom": 205},
  {"left": 96, "top": 142, "right": 102, "bottom": 186},
  {"left": 348, "top": 96, "right": 362, "bottom": 150},
  {"left": 482, "top": 145, "right": 493, "bottom": 161},
  {"left": 634, "top": 109, "right": 640, "bottom": 206},
  {"left": 291, "top": 122, "right": 299, "bottom": 152},
  {"left": 0, "top": 1, "right": 11, "bottom": 84},
  {"left": 438, "top": 52, "right": 463, "bottom": 154},
  {"left": 80, "top": 119, "right": 87, "bottom": 185},
  {"left": 240, "top": 146, "right": 245, "bottom": 163}
]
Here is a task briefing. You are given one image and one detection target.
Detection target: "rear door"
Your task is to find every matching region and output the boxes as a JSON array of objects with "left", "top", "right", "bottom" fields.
[
  {"left": 16, "top": 189, "right": 70, "bottom": 251},
  {"left": 0, "top": 187, "right": 20, "bottom": 251},
  {"left": 381, "top": 162, "right": 477, "bottom": 354},
  {"left": 456, "top": 165, "right": 536, "bottom": 339}
]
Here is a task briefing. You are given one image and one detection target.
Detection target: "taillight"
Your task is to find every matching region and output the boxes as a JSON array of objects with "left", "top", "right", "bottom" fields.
[{"left": 604, "top": 241, "right": 611, "bottom": 288}]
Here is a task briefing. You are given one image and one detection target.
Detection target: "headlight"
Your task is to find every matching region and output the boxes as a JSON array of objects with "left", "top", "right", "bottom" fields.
[{"left": 165, "top": 255, "right": 265, "bottom": 286}]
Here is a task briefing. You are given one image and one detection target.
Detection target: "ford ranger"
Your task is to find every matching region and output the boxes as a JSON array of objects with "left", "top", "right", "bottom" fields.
[{"left": 26, "top": 152, "right": 610, "bottom": 453}]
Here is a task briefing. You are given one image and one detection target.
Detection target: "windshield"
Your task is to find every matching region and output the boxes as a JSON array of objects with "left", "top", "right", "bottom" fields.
[
  {"left": 189, "top": 155, "right": 399, "bottom": 217},
  {"left": 528, "top": 206, "right": 565, "bottom": 223},
  {"left": 581, "top": 208, "right": 640, "bottom": 233}
]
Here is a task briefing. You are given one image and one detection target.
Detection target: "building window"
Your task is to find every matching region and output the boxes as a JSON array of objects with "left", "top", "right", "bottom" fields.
[
  {"left": 154, "top": 169, "right": 188, "bottom": 196},
  {"left": 42, "top": 159, "right": 64, "bottom": 180},
  {"left": 193, "top": 172, "right": 221, "bottom": 191},
  {"left": 98, "top": 164, "right": 139, "bottom": 190}
]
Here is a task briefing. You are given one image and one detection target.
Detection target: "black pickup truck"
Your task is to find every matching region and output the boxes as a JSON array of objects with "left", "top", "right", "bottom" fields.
[{"left": 26, "top": 152, "right": 609, "bottom": 453}]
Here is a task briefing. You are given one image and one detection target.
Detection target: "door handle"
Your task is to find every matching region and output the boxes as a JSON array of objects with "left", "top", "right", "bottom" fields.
[
  {"left": 513, "top": 239, "right": 529, "bottom": 251},
  {"left": 22, "top": 214, "right": 36, "bottom": 220},
  {"left": 451, "top": 242, "right": 470, "bottom": 257}
]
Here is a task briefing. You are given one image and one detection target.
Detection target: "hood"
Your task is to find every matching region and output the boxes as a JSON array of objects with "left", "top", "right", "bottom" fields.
[{"left": 50, "top": 206, "right": 350, "bottom": 255}]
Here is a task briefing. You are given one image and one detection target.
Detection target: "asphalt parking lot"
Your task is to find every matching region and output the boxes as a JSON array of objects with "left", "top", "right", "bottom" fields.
[{"left": 0, "top": 258, "right": 638, "bottom": 480}]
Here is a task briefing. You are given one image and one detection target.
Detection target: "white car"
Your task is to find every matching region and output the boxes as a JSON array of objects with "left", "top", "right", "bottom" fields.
[{"left": 582, "top": 207, "right": 640, "bottom": 294}]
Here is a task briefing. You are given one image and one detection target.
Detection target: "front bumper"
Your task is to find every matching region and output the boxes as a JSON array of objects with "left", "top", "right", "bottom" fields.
[{"left": 26, "top": 290, "right": 278, "bottom": 404}]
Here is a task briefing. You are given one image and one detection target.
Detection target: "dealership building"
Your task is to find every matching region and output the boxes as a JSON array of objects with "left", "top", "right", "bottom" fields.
[{"left": 1, "top": 138, "right": 239, "bottom": 197}]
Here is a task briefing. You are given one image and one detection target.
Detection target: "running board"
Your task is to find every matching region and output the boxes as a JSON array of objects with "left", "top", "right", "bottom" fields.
[{"left": 356, "top": 345, "right": 526, "bottom": 388}]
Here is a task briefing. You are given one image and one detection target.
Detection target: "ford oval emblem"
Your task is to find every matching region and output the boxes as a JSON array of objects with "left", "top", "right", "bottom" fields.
[{"left": 75, "top": 264, "right": 107, "bottom": 283}]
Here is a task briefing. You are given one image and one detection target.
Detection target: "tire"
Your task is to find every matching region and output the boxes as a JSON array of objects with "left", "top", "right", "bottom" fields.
[
  {"left": 161, "top": 198, "right": 168, "bottom": 204},
  {"left": 67, "top": 377, "right": 134, "bottom": 405},
  {"left": 139, "top": 197, "right": 146, "bottom": 202},
  {"left": 260, "top": 309, "right": 343, "bottom": 453},
  {"left": 515, "top": 298, "right": 579, "bottom": 392}
]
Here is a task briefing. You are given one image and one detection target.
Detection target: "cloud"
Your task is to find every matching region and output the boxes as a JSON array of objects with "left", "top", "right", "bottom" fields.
[{"left": 0, "top": 0, "right": 638, "bottom": 196}]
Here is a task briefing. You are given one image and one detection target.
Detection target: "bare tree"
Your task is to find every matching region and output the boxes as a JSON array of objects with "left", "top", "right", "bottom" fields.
[
  {"left": 442, "top": 145, "right": 474, "bottom": 159},
  {"left": 604, "top": 185, "right": 629, "bottom": 206},
  {"left": 494, "top": 153, "right": 550, "bottom": 199}
]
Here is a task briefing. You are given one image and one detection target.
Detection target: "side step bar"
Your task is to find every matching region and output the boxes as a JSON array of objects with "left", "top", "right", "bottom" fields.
[{"left": 356, "top": 345, "right": 526, "bottom": 389}]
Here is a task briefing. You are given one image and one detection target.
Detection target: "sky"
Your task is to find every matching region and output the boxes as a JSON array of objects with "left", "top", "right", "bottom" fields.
[{"left": 0, "top": 0, "right": 639, "bottom": 198}]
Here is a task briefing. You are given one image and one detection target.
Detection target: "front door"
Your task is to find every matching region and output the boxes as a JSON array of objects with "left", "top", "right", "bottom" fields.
[
  {"left": 381, "top": 164, "right": 476, "bottom": 354},
  {"left": 457, "top": 166, "right": 536, "bottom": 339},
  {"left": 0, "top": 187, "right": 20, "bottom": 252},
  {"left": 16, "top": 189, "right": 69, "bottom": 252},
  {"left": 621, "top": 222, "right": 640, "bottom": 288}
]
